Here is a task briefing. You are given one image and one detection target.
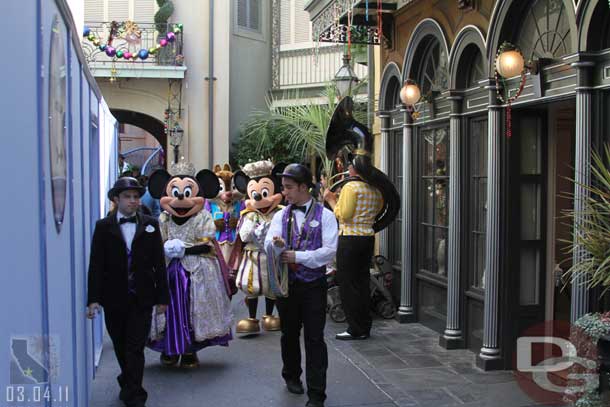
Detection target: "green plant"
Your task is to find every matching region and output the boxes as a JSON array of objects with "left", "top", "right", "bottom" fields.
[
  {"left": 154, "top": 0, "right": 174, "bottom": 33},
  {"left": 569, "top": 312, "right": 610, "bottom": 407},
  {"left": 563, "top": 145, "right": 610, "bottom": 292},
  {"left": 236, "top": 81, "right": 368, "bottom": 177}
]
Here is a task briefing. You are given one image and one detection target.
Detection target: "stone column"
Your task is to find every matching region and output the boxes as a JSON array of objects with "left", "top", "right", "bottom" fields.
[
  {"left": 477, "top": 82, "right": 503, "bottom": 370},
  {"left": 397, "top": 107, "right": 416, "bottom": 323},
  {"left": 441, "top": 92, "right": 464, "bottom": 349},
  {"left": 570, "top": 61, "right": 595, "bottom": 323},
  {"left": 378, "top": 114, "right": 390, "bottom": 258}
]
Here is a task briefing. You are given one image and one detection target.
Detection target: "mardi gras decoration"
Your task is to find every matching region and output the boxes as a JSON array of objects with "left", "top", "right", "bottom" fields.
[{"left": 82, "top": 22, "right": 182, "bottom": 62}]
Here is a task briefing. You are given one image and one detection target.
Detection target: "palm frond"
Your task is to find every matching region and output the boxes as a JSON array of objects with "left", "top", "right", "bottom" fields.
[{"left": 563, "top": 145, "right": 610, "bottom": 292}]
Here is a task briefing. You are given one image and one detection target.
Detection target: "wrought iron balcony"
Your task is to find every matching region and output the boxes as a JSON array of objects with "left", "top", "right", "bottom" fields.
[
  {"left": 82, "top": 21, "right": 186, "bottom": 79},
  {"left": 305, "top": 0, "right": 399, "bottom": 48}
]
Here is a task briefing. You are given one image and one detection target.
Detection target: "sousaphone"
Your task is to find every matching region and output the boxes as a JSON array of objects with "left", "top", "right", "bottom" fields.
[{"left": 324, "top": 96, "right": 400, "bottom": 232}]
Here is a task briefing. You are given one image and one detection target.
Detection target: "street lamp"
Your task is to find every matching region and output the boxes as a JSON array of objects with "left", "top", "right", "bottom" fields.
[
  {"left": 399, "top": 79, "right": 421, "bottom": 107},
  {"left": 493, "top": 42, "right": 541, "bottom": 138},
  {"left": 169, "top": 122, "right": 184, "bottom": 164},
  {"left": 334, "top": 54, "right": 359, "bottom": 99},
  {"left": 400, "top": 79, "right": 422, "bottom": 120}
]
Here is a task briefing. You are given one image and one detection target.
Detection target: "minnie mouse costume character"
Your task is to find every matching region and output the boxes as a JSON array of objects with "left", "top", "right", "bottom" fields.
[
  {"left": 232, "top": 160, "right": 285, "bottom": 334},
  {"left": 147, "top": 161, "right": 234, "bottom": 368},
  {"left": 204, "top": 163, "right": 245, "bottom": 264}
]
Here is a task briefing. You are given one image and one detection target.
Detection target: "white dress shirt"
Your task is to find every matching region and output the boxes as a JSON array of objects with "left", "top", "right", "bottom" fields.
[
  {"left": 117, "top": 211, "right": 137, "bottom": 251},
  {"left": 265, "top": 199, "right": 338, "bottom": 269}
]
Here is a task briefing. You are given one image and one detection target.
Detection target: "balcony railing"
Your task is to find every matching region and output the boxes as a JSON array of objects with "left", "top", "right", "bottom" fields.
[
  {"left": 276, "top": 44, "right": 367, "bottom": 89},
  {"left": 82, "top": 22, "right": 185, "bottom": 78}
]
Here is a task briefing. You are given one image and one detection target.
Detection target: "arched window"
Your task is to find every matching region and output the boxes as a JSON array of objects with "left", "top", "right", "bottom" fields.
[
  {"left": 586, "top": 1, "right": 610, "bottom": 51},
  {"left": 466, "top": 50, "right": 486, "bottom": 89},
  {"left": 384, "top": 76, "right": 402, "bottom": 111},
  {"left": 415, "top": 39, "right": 449, "bottom": 98},
  {"left": 516, "top": 0, "right": 573, "bottom": 60}
]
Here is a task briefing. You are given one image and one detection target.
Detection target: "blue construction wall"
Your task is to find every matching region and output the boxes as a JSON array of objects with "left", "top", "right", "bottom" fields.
[{"left": 1, "top": 1, "right": 117, "bottom": 405}]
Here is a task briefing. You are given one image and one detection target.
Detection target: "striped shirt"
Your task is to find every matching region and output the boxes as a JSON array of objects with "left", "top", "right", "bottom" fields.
[{"left": 334, "top": 180, "right": 383, "bottom": 236}]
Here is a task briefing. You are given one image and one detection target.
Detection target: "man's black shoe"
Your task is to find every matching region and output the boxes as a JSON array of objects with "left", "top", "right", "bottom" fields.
[
  {"left": 286, "top": 380, "right": 305, "bottom": 395},
  {"left": 335, "top": 331, "right": 369, "bottom": 340},
  {"left": 306, "top": 400, "right": 324, "bottom": 407}
]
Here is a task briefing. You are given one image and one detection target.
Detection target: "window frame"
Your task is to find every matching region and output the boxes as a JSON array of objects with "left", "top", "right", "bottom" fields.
[
  {"left": 465, "top": 116, "right": 488, "bottom": 297},
  {"left": 415, "top": 122, "right": 450, "bottom": 283},
  {"left": 387, "top": 127, "right": 403, "bottom": 267},
  {"left": 234, "top": 0, "right": 265, "bottom": 42}
]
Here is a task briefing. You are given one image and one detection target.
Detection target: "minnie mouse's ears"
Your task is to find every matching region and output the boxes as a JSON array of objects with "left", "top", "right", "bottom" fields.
[
  {"left": 195, "top": 169, "right": 221, "bottom": 199},
  {"left": 148, "top": 170, "right": 171, "bottom": 199}
]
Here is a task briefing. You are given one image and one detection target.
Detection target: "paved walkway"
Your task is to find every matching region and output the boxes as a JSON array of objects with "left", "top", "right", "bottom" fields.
[{"left": 90, "top": 293, "right": 549, "bottom": 407}]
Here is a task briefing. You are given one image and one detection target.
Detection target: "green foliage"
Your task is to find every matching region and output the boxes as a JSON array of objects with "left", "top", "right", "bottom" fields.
[
  {"left": 233, "top": 121, "right": 304, "bottom": 167},
  {"left": 570, "top": 312, "right": 610, "bottom": 407},
  {"left": 563, "top": 145, "right": 610, "bottom": 292},
  {"left": 574, "top": 312, "right": 610, "bottom": 341},
  {"left": 154, "top": 0, "right": 174, "bottom": 33},
  {"left": 235, "top": 81, "right": 368, "bottom": 176}
]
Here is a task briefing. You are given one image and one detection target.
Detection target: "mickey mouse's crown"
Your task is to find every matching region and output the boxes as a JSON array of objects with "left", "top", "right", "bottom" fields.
[
  {"left": 242, "top": 160, "right": 274, "bottom": 179},
  {"left": 169, "top": 160, "right": 196, "bottom": 177}
]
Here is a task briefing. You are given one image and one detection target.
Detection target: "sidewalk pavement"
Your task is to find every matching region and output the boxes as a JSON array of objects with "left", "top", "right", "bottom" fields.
[{"left": 90, "top": 293, "right": 550, "bottom": 407}]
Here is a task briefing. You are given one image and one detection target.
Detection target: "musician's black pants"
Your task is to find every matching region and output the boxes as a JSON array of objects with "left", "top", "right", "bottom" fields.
[
  {"left": 276, "top": 277, "right": 328, "bottom": 402},
  {"left": 336, "top": 235, "right": 374, "bottom": 337}
]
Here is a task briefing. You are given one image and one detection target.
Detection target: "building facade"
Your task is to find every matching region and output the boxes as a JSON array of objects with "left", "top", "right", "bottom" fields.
[
  {"left": 273, "top": 0, "right": 368, "bottom": 106},
  {"left": 307, "top": 0, "right": 610, "bottom": 370},
  {"left": 83, "top": 0, "right": 273, "bottom": 170}
]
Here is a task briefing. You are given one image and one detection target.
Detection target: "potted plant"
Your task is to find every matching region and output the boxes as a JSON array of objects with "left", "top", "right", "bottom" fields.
[{"left": 565, "top": 145, "right": 610, "bottom": 405}]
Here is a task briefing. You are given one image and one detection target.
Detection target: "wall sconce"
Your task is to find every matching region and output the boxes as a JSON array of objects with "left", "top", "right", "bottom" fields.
[
  {"left": 400, "top": 79, "right": 422, "bottom": 120},
  {"left": 494, "top": 42, "right": 541, "bottom": 138}
]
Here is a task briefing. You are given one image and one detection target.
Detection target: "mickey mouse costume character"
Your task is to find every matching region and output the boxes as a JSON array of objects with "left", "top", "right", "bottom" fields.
[
  {"left": 232, "top": 160, "right": 285, "bottom": 334},
  {"left": 147, "top": 161, "right": 234, "bottom": 368},
  {"left": 204, "top": 163, "right": 245, "bottom": 264}
]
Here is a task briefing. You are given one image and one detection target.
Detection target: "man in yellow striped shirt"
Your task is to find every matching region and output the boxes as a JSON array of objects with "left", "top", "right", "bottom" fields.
[{"left": 324, "top": 154, "right": 384, "bottom": 340}]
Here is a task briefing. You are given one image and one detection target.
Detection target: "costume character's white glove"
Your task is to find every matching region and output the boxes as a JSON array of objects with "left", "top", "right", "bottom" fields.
[{"left": 164, "top": 239, "right": 186, "bottom": 259}]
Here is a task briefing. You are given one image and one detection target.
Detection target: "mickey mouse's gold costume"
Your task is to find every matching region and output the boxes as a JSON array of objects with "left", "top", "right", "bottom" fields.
[{"left": 231, "top": 160, "right": 285, "bottom": 334}]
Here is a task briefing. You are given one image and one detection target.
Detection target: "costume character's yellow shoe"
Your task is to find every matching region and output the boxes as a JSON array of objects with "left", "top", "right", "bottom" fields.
[
  {"left": 262, "top": 315, "right": 281, "bottom": 331},
  {"left": 236, "top": 318, "right": 260, "bottom": 334}
]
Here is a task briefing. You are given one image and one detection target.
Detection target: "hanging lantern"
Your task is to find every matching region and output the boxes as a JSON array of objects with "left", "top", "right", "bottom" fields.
[{"left": 333, "top": 54, "right": 359, "bottom": 99}]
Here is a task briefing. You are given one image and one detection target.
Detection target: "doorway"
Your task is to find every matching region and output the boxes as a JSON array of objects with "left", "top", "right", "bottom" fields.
[{"left": 546, "top": 101, "right": 575, "bottom": 324}]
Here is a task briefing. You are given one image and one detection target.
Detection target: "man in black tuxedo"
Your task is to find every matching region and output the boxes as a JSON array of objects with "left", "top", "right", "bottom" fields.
[{"left": 87, "top": 177, "right": 169, "bottom": 407}]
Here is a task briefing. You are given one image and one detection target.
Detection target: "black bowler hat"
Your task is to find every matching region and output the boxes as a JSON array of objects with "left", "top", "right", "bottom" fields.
[
  {"left": 107, "top": 177, "right": 145, "bottom": 200},
  {"left": 279, "top": 164, "right": 314, "bottom": 187}
]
